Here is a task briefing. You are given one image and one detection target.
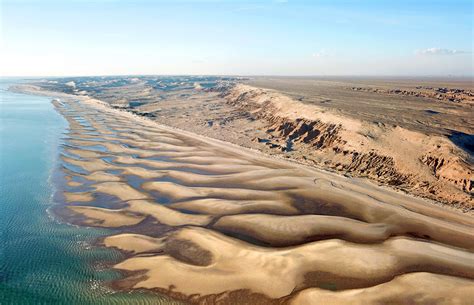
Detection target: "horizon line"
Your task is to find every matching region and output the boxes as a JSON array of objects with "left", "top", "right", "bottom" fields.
[{"left": 2, "top": 74, "right": 473, "bottom": 79}]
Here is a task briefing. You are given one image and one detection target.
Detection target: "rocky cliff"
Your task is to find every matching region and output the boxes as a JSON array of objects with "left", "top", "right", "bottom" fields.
[{"left": 221, "top": 84, "right": 473, "bottom": 211}]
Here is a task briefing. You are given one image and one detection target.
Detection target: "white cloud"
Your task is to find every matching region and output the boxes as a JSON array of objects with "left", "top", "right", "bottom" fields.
[
  {"left": 312, "top": 50, "right": 329, "bottom": 58},
  {"left": 415, "top": 48, "right": 470, "bottom": 56}
]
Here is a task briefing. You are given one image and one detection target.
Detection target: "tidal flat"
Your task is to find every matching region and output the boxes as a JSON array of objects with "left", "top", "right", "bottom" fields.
[
  {"left": 15, "top": 81, "right": 474, "bottom": 304},
  {"left": 0, "top": 79, "right": 182, "bottom": 305}
]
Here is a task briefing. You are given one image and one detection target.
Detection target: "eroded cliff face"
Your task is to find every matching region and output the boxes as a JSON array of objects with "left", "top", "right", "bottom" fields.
[
  {"left": 220, "top": 84, "right": 473, "bottom": 211},
  {"left": 421, "top": 153, "right": 472, "bottom": 193}
]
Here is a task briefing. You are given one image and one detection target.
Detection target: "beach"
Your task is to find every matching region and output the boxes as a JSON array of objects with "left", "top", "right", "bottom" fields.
[
  {"left": 0, "top": 79, "right": 183, "bottom": 305},
  {"left": 32, "top": 76, "right": 472, "bottom": 211},
  {"left": 13, "top": 80, "right": 474, "bottom": 304}
]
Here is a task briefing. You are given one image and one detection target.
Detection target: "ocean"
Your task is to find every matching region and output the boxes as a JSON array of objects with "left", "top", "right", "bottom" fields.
[{"left": 0, "top": 79, "right": 179, "bottom": 305}]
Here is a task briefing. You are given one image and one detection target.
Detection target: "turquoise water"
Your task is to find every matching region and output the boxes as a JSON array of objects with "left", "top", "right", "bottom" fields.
[{"left": 0, "top": 79, "right": 180, "bottom": 305}]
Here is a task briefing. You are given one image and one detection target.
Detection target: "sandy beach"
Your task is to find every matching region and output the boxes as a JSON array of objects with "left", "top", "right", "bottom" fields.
[
  {"left": 13, "top": 82, "right": 474, "bottom": 304},
  {"left": 3, "top": 0, "right": 472, "bottom": 303}
]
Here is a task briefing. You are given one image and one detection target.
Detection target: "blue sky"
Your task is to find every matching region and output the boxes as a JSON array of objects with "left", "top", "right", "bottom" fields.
[{"left": 1, "top": 0, "right": 472, "bottom": 76}]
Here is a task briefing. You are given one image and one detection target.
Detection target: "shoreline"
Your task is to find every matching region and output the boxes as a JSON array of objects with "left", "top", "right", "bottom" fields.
[
  {"left": 11, "top": 84, "right": 471, "bottom": 216},
  {"left": 10, "top": 83, "right": 474, "bottom": 304},
  {"left": 1, "top": 80, "right": 185, "bottom": 305}
]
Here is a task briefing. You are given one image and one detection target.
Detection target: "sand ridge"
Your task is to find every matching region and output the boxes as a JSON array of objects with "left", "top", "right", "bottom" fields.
[
  {"left": 114, "top": 227, "right": 474, "bottom": 299},
  {"left": 16, "top": 84, "right": 474, "bottom": 304}
]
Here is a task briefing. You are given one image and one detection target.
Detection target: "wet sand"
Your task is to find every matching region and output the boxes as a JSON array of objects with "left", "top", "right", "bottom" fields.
[{"left": 18, "top": 85, "right": 474, "bottom": 304}]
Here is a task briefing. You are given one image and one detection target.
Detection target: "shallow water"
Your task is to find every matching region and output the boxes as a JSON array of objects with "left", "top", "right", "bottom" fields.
[{"left": 0, "top": 79, "right": 180, "bottom": 304}]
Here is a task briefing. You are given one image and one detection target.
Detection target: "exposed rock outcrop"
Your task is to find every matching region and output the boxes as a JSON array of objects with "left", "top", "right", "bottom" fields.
[{"left": 221, "top": 84, "right": 473, "bottom": 211}]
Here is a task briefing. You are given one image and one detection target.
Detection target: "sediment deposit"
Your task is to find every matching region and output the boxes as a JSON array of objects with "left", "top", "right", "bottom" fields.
[{"left": 17, "top": 85, "right": 472, "bottom": 304}]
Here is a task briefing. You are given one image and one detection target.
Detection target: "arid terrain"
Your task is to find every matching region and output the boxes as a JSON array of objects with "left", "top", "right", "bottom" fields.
[
  {"left": 3, "top": 0, "right": 472, "bottom": 304},
  {"left": 25, "top": 76, "right": 473, "bottom": 212},
  {"left": 13, "top": 77, "right": 474, "bottom": 304}
]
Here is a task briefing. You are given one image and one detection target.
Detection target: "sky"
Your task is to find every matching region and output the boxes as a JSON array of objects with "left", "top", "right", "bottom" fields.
[{"left": 0, "top": 0, "right": 472, "bottom": 76}]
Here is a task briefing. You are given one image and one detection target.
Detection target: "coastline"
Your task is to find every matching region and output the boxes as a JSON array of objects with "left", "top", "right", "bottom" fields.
[
  {"left": 10, "top": 84, "right": 474, "bottom": 304},
  {"left": 11, "top": 84, "right": 472, "bottom": 216},
  {"left": 1, "top": 81, "right": 184, "bottom": 305}
]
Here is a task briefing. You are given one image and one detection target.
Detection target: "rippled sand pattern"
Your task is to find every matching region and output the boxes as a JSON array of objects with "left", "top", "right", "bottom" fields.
[{"left": 55, "top": 97, "right": 474, "bottom": 304}]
